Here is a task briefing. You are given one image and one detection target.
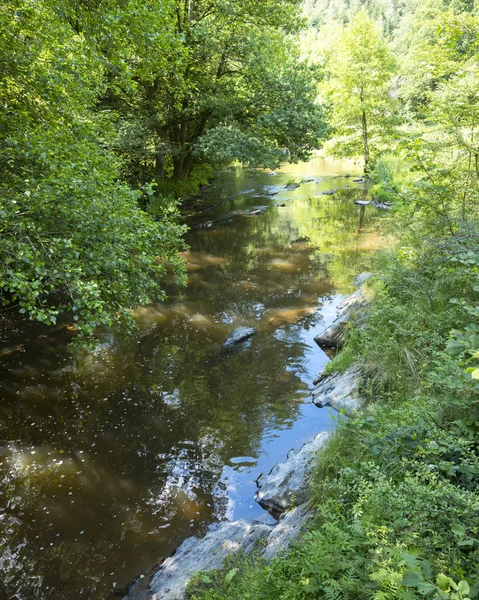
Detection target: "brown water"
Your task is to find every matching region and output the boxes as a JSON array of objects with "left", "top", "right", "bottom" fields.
[{"left": 0, "top": 157, "right": 386, "bottom": 600}]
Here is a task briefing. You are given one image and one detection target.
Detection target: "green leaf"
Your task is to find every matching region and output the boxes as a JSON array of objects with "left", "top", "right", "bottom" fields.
[
  {"left": 421, "top": 561, "right": 433, "bottom": 579},
  {"left": 451, "top": 523, "right": 466, "bottom": 538},
  {"left": 403, "top": 571, "right": 422, "bottom": 587},
  {"left": 224, "top": 568, "right": 239, "bottom": 584},
  {"left": 437, "top": 574, "right": 453, "bottom": 591},
  {"left": 417, "top": 582, "right": 438, "bottom": 596},
  {"left": 457, "top": 581, "right": 470, "bottom": 596}
]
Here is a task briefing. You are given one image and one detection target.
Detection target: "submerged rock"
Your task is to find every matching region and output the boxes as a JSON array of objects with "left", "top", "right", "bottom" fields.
[
  {"left": 146, "top": 521, "right": 271, "bottom": 600},
  {"left": 255, "top": 431, "right": 330, "bottom": 513},
  {"left": 312, "top": 367, "right": 364, "bottom": 415},
  {"left": 262, "top": 503, "right": 313, "bottom": 560},
  {"left": 222, "top": 327, "right": 256, "bottom": 348},
  {"left": 314, "top": 282, "right": 369, "bottom": 350}
]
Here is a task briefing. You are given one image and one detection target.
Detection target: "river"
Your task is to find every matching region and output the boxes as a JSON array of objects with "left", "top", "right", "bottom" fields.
[{"left": 0, "top": 156, "right": 386, "bottom": 600}]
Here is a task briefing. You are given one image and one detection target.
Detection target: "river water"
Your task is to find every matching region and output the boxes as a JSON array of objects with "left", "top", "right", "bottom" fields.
[{"left": 0, "top": 157, "right": 385, "bottom": 600}]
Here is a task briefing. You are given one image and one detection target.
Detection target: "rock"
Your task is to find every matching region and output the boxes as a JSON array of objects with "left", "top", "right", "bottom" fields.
[
  {"left": 312, "top": 367, "right": 364, "bottom": 414},
  {"left": 321, "top": 189, "right": 337, "bottom": 196},
  {"left": 146, "top": 521, "right": 271, "bottom": 600},
  {"left": 371, "top": 200, "right": 393, "bottom": 210},
  {"left": 222, "top": 327, "right": 256, "bottom": 348},
  {"left": 250, "top": 209, "right": 265, "bottom": 216},
  {"left": 354, "top": 272, "right": 372, "bottom": 287},
  {"left": 284, "top": 183, "right": 301, "bottom": 190},
  {"left": 344, "top": 174, "right": 351, "bottom": 178},
  {"left": 278, "top": 203, "right": 286, "bottom": 207},
  {"left": 262, "top": 504, "right": 313, "bottom": 560},
  {"left": 291, "top": 236, "right": 310, "bottom": 244},
  {"left": 314, "top": 284, "right": 369, "bottom": 350},
  {"left": 354, "top": 200, "right": 370, "bottom": 206},
  {"left": 353, "top": 178, "right": 365, "bottom": 183},
  {"left": 266, "top": 171, "right": 278, "bottom": 176},
  {"left": 256, "top": 431, "right": 330, "bottom": 512}
]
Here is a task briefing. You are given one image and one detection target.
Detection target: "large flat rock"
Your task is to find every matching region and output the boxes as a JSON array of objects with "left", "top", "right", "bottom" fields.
[
  {"left": 146, "top": 521, "right": 270, "bottom": 600},
  {"left": 262, "top": 503, "right": 313, "bottom": 560},
  {"left": 255, "top": 431, "right": 330, "bottom": 513},
  {"left": 312, "top": 367, "right": 363, "bottom": 414},
  {"left": 314, "top": 281, "right": 369, "bottom": 349}
]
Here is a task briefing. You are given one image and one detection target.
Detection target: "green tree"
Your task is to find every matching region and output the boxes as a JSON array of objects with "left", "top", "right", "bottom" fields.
[
  {"left": 321, "top": 11, "right": 398, "bottom": 171},
  {"left": 67, "top": 0, "right": 326, "bottom": 187},
  {"left": 0, "top": 0, "right": 186, "bottom": 338}
]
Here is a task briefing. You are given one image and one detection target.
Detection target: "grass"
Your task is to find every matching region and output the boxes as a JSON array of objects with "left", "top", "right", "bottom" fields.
[{"left": 186, "top": 240, "right": 479, "bottom": 600}]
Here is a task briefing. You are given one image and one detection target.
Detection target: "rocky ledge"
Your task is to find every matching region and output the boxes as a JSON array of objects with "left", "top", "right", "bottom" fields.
[
  {"left": 255, "top": 431, "right": 330, "bottom": 513},
  {"left": 143, "top": 521, "right": 271, "bottom": 600},
  {"left": 314, "top": 274, "right": 371, "bottom": 349},
  {"left": 312, "top": 367, "right": 364, "bottom": 415},
  {"left": 124, "top": 281, "right": 370, "bottom": 600}
]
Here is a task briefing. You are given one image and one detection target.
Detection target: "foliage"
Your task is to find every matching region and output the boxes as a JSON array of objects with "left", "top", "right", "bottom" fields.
[
  {"left": 0, "top": 0, "right": 187, "bottom": 338},
  {"left": 187, "top": 6, "right": 479, "bottom": 596},
  {"left": 320, "top": 11, "right": 399, "bottom": 171},
  {"left": 69, "top": 0, "right": 328, "bottom": 187}
]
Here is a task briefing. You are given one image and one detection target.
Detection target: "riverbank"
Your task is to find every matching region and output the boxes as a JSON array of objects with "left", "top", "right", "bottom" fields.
[
  {"left": 0, "top": 158, "right": 388, "bottom": 599},
  {"left": 184, "top": 241, "right": 479, "bottom": 598},
  {"left": 122, "top": 279, "right": 370, "bottom": 599}
]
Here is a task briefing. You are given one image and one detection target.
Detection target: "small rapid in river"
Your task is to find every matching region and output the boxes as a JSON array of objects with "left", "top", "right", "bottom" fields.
[{"left": 0, "top": 157, "right": 386, "bottom": 600}]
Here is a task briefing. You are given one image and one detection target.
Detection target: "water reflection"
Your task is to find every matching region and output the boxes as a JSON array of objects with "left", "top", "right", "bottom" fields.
[{"left": 0, "top": 157, "right": 387, "bottom": 600}]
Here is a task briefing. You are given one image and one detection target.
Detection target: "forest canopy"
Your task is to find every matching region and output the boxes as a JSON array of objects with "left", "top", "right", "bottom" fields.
[{"left": 0, "top": 0, "right": 326, "bottom": 337}]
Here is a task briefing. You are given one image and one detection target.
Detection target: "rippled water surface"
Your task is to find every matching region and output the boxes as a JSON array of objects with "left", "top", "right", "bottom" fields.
[{"left": 0, "top": 157, "right": 386, "bottom": 599}]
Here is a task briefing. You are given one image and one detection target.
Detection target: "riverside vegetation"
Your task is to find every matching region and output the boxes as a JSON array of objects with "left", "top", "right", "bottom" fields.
[
  {"left": 2, "top": 0, "right": 479, "bottom": 599},
  {"left": 185, "top": 1, "right": 479, "bottom": 599}
]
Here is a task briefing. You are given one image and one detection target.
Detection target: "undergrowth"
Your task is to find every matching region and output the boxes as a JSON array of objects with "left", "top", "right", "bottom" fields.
[{"left": 186, "top": 226, "right": 479, "bottom": 599}]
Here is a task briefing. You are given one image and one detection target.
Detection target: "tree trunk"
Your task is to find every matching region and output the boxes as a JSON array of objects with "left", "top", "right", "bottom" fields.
[
  {"left": 361, "top": 110, "right": 370, "bottom": 173},
  {"left": 154, "top": 145, "right": 165, "bottom": 184},
  {"left": 173, "top": 155, "right": 185, "bottom": 180}
]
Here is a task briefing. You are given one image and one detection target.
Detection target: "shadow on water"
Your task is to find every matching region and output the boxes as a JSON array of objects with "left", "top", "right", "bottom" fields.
[{"left": 0, "top": 157, "right": 388, "bottom": 600}]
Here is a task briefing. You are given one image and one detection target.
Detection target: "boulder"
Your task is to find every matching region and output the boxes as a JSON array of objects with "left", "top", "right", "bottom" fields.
[
  {"left": 222, "top": 327, "right": 256, "bottom": 348},
  {"left": 312, "top": 367, "right": 364, "bottom": 415},
  {"left": 354, "top": 272, "right": 372, "bottom": 287},
  {"left": 262, "top": 504, "right": 313, "bottom": 560},
  {"left": 314, "top": 284, "right": 369, "bottom": 350},
  {"left": 255, "top": 431, "right": 330, "bottom": 513},
  {"left": 146, "top": 521, "right": 271, "bottom": 600},
  {"left": 354, "top": 200, "right": 370, "bottom": 206}
]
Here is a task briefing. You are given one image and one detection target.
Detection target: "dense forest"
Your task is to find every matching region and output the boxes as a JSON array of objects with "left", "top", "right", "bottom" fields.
[
  {"left": 2, "top": 0, "right": 479, "bottom": 598},
  {"left": 0, "top": 0, "right": 324, "bottom": 338}
]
